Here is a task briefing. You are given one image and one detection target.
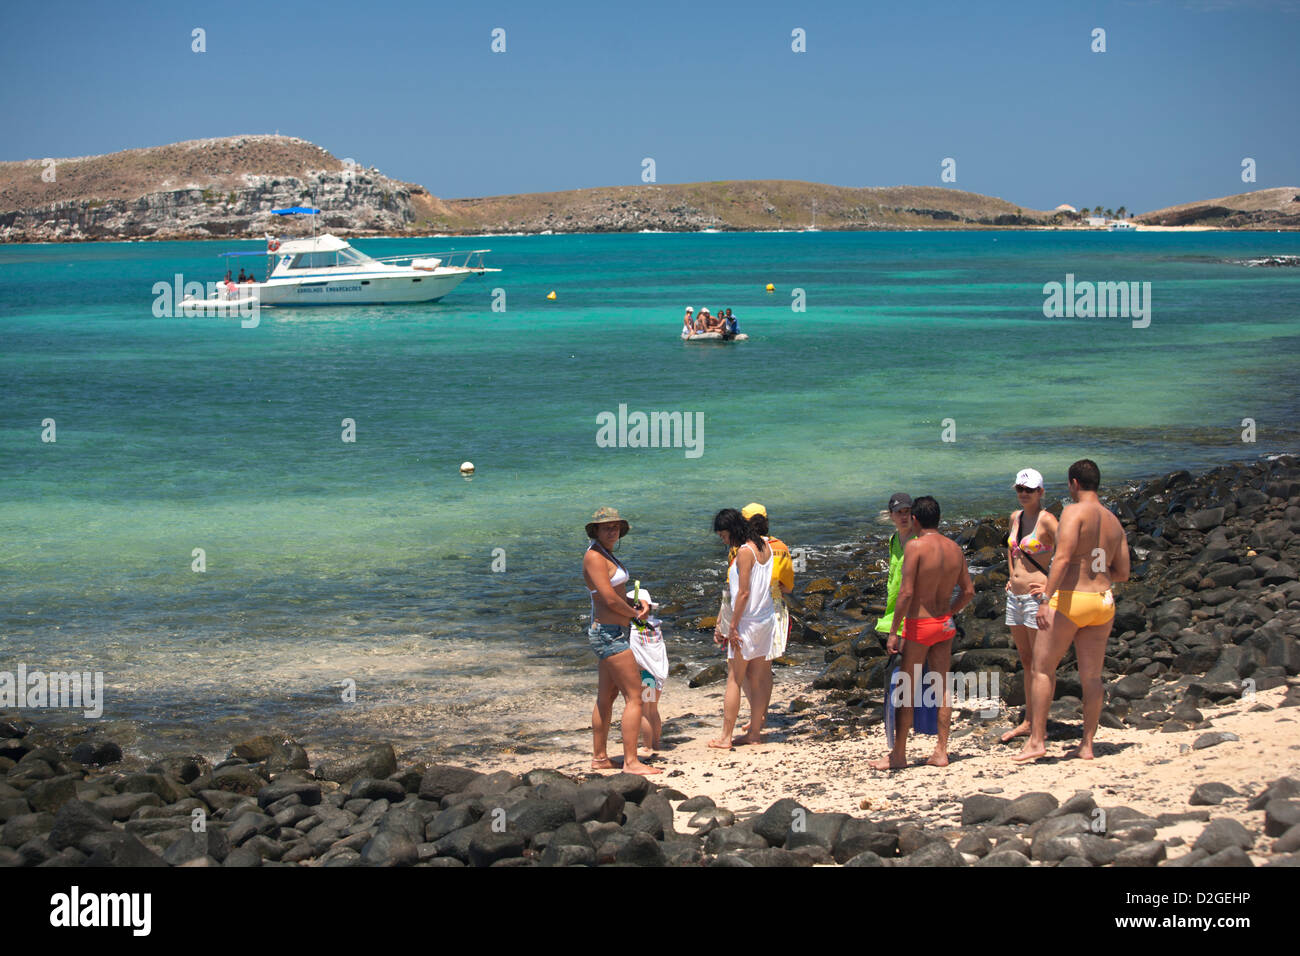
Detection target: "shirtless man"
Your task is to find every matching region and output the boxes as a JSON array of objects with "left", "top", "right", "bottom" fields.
[
  {"left": 1014, "top": 459, "right": 1130, "bottom": 762},
  {"left": 870, "top": 496, "right": 974, "bottom": 770}
]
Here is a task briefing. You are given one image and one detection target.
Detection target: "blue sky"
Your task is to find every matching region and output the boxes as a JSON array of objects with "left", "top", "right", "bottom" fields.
[{"left": 3, "top": 0, "right": 1297, "bottom": 211}]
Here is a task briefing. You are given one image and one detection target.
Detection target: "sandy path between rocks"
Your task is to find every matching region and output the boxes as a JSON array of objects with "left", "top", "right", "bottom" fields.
[{"left": 478, "top": 679, "right": 1299, "bottom": 863}]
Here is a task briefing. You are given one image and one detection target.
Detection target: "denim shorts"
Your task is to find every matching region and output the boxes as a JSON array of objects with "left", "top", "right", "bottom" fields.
[
  {"left": 1005, "top": 591, "right": 1045, "bottom": 629},
  {"left": 587, "top": 622, "right": 631, "bottom": 660}
]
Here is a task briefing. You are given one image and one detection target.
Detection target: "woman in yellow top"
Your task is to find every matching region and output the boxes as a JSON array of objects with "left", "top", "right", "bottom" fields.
[{"left": 1000, "top": 469, "right": 1058, "bottom": 744}]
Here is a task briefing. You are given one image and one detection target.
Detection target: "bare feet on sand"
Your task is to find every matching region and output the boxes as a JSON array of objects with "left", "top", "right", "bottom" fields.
[
  {"left": 621, "top": 760, "right": 662, "bottom": 775},
  {"left": 1066, "top": 744, "right": 1095, "bottom": 760},
  {"left": 707, "top": 737, "right": 733, "bottom": 750},
  {"left": 1012, "top": 743, "right": 1047, "bottom": 763},
  {"left": 732, "top": 733, "right": 764, "bottom": 747},
  {"left": 869, "top": 755, "right": 906, "bottom": 771},
  {"left": 591, "top": 757, "right": 615, "bottom": 770},
  {"left": 999, "top": 722, "right": 1031, "bottom": 743},
  {"left": 926, "top": 751, "right": 949, "bottom": 767}
]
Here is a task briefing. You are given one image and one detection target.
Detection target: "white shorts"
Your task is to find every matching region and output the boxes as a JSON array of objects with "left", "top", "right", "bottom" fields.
[{"left": 1005, "top": 591, "right": 1045, "bottom": 629}]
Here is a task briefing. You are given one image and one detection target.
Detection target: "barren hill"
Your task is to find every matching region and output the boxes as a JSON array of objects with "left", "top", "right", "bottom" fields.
[
  {"left": 0, "top": 135, "right": 451, "bottom": 241},
  {"left": 432, "top": 181, "right": 1050, "bottom": 233},
  {"left": 1137, "top": 186, "right": 1300, "bottom": 228}
]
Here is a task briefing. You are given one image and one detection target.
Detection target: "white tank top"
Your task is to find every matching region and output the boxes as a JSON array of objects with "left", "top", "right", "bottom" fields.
[{"left": 728, "top": 541, "right": 775, "bottom": 624}]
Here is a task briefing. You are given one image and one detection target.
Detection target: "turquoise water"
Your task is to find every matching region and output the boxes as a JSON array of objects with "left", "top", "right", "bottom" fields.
[{"left": 2, "top": 231, "right": 1299, "bottom": 755}]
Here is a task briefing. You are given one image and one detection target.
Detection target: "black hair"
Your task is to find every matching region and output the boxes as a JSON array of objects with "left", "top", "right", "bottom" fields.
[
  {"left": 1068, "top": 459, "right": 1101, "bottom": 491},
  {"left": 713, "top": 508, "right": 763, "bottom": 549},
  {"left": 912, "top": 496, "right": 940, "bottom": 529},
  {"left": 748, "top": 512, "right": 770, "bottom": 537}
]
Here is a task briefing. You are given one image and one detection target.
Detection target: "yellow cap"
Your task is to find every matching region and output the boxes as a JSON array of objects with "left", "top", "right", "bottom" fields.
[{"left": 741, "top": 502, "right": 766, "bottom": 519}]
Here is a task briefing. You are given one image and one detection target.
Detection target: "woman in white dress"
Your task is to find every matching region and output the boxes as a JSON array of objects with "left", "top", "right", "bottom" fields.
[{"left": 709, "top": 508, "right": 778, "bottom": 750}]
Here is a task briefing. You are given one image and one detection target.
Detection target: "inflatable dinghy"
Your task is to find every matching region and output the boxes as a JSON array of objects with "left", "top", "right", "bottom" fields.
[{"left": 682, "top": 331, "right": 748, "bottom": 341}]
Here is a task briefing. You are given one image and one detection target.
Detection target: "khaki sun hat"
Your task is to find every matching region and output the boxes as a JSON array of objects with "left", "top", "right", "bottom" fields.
[{"left": 586, "top": 506, "right": 630, "bottom": 539}]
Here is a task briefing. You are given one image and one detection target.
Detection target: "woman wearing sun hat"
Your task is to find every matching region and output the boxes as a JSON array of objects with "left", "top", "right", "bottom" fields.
[
  {"left": 1000, "top": 468, "right": 1058, "bottom": 744},
  {"left": 682, "top": 306, "right": 696, "bottom": 339},
  {"left": 582, "top": 507, "right": 661, "bottom": 776}
]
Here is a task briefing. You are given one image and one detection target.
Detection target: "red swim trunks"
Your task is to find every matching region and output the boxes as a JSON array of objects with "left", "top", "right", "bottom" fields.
[{"left": 904, "top": 615, "right": 956, "bottom": 647}]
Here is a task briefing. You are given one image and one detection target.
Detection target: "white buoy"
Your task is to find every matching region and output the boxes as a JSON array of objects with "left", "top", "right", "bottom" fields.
[{"left": 460, "top": 461, "right": 475, "bottom": 476}]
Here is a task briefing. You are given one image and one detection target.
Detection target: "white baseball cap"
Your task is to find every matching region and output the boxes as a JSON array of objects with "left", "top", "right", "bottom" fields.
[{"left": 1013, "top": 468, "right": 1044, "bottom": 490}]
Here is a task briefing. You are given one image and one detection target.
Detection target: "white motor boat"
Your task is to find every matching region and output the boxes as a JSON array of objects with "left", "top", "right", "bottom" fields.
[{"left": 180, "top": 207, "right": 499, "bottom": 309}]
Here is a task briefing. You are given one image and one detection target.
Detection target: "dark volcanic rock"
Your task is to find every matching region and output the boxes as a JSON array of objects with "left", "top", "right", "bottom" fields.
[
  {"left": 895, "top": 839, "right": 966, "bottom": 867},
  {"left": 678, "top": 795, "right": 715, "bottom": 813},
  {"left": 467, "top": 829, "right": 526, "bottom": 868},
  {"left": 2, "top": 812, "right": 55, "bottom": 848},
  {"left": 785, "top": 811, "right": 849, "bottom": 852},
  {"left": 1112, "top": 841, "right": 1167, "bottom": 867},
  {"left": 571, "top": 785, "right": 626, "bottom": 824},
  {"left": 689, "top": 662, "right": 728, "bottom": 688},
  {"left": 80, "top": 830, "right": 166, "bottom": 867},
  {"left": 350, "top": 778, "right": 406, "bottom": 802},
  {"left": 24, "top": 775, "right": 79, "bottom": 814},
  {"left": 622, "top": 803, "right": 666, "bottom": 841},
  {"left": 316, "top": 744, "right": 397, "bottom": 784},
  {"left": 1194, "top": 847, "right": 1254, "bottom": 867},
  {"left": 616, "top": 831, "right": 668, "bottom": 866},
  {"left": 833, "top": 819, "right": 897, "bottom": 862},
  {"left": 975, "top": 850, "right": 1031, "bottom": 867},
  {"left": 419, "top": 765, "right": 484, "bottom": 802},
  {"left": 506, "top": 799, "right": 577, "bottom": 841},
  {"left": 1264, "top": 799, "right": 1300, "bottom": 837},
  {"left": 1190, "top": 782, "right": 1240, "bottom": 806},
  {"left": 1032, "top": 833, "right": 1120, "bottom": 866},
  {"left": 265, "top": 740, "right": 310, "bottom": 773},
  {"left": 602, "top": 773, "right": 653, "bottom": 805},
  {"left": 48, "top": 799, "right": 115, "bottom": 850},
  {"left": 163, "top": 828, "right": 231, "bottom": 865},
  {"left": 963, "top": 794, "right": 1011, "bottom": 825},
  {"left": 996, "top": 792, "right": 1059, "bottom": 825},
  {"left": 361, "top": 830, "right": 419, "bottom": 866},
  {"left": 1193, "top": 818, "right": 1255, "bottom": 855},
  {"left": 704, "top": 826, "right": 769, "bottom": 855},
  {"left": 1192, "top": 731, "right": 1241, "bottom": 750},
  {"left": 256, "top": 777, "right": 321, "bottom": 809},
  {"left": 752, "top": 798, "right": 809, "bottom": 846},
  {"left": 540, "top": 842, "right": 596, "bottom": 866}
]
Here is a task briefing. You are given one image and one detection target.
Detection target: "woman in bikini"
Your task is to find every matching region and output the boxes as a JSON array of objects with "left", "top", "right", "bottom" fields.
[
  {"left": 582, "top": 507, "right": 660, "bottom": 775},
  {"left": 1000, "top": 469, "right": 1059, "bottom": 743}
]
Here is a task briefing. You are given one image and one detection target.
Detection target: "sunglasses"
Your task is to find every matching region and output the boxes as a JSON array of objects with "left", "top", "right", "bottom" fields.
[{"left": 1015, "top": 486, "right": 1038, "bottom": 494}]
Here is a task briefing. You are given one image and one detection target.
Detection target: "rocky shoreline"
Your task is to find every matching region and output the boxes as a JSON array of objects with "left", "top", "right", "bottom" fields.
[{"left": 2, "top": 454, "right": 1298, "bottom": 867}]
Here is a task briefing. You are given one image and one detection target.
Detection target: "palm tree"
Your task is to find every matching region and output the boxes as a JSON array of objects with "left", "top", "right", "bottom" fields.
[
  {"left": 1117, "top": 206, "right": 1127, "bottom": 219},
  {"left": 1105, "top": 208, "right": 1114, "bottom": 218}
]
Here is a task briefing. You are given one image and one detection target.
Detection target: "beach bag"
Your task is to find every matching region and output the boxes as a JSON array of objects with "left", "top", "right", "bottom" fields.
[{"left": 628, "top": 588, "right": 668, "bottom": 684}]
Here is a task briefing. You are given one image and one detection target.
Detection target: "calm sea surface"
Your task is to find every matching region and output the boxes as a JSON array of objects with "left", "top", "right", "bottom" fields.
[{"left": 2, "top": 231, "right": 1298, "bottom": 757}]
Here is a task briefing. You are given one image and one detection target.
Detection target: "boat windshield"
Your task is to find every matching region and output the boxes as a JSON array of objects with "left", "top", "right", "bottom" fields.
[{"left": 286, "top": 247, "right": 373, "bottom": 270}]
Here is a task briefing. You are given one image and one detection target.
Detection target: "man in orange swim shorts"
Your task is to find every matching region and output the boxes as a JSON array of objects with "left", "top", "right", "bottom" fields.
[
  {"left": 871, "top": 496, "right": 974, "bottom": 771},
  {"left": 1014, "top": 459, "right": 1131, "bottom": 763}
]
